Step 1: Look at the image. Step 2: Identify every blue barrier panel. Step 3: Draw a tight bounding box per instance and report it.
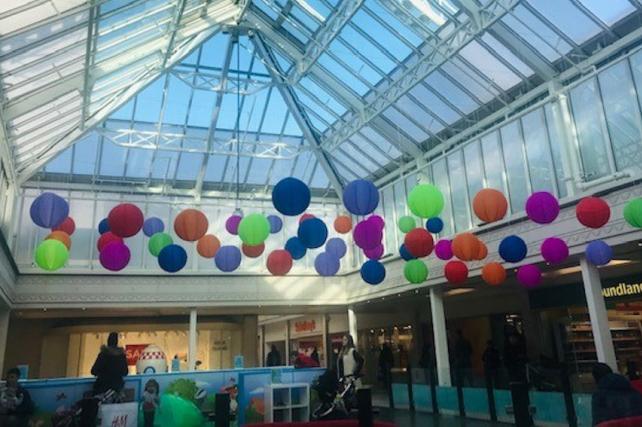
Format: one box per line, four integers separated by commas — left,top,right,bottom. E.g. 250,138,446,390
493,389,515,424
412,384,432,412
436,386,458,415
530,391,567,424
391,383,409,408
462,387,490,420
574,393,592,426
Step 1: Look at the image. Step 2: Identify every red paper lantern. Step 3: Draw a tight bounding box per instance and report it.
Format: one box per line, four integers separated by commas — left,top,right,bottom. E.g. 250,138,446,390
97,231,124,252
196,234,220,258
267,249,293,276
108,203,144,237
242,243,265,258
299,213,315,223
576,196,610,229
334,215,352,234
52,217,75,236
445,260,468,285
46,230,71,250
174,209,208,241
482,262,506,286
404,228,434,258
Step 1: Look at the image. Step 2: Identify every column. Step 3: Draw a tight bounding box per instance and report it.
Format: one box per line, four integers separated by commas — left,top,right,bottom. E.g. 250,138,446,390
548,86,580,196
0,308,9,375
241,315,258,367
580,257,617,369
348,306,358,347
322,314,328,367
285,320,291,366
188,309,197,371
430,288,451,386
260,325,266,367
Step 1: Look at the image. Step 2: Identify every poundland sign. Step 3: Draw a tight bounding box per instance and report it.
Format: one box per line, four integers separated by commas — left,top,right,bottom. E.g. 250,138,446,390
602,282,642,298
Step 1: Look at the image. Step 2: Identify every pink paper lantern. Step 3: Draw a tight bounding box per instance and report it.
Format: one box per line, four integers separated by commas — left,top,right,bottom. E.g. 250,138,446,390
525,192,559,224
353,219,383,250
363,244,384,260
517,264,541,289
99,242,131,272
540,237,568,264
434,239,453,261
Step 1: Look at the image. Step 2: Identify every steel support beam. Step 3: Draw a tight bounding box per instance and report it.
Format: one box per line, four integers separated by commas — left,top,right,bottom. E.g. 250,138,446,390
80,0,98,130
252,33,344,197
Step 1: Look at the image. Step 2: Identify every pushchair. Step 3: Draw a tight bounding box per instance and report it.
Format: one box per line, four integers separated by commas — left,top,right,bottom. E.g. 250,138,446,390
311,370,361,421
51,389,119,427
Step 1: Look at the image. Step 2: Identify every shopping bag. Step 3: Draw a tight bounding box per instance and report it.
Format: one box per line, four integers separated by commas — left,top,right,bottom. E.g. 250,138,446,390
99,401,138,427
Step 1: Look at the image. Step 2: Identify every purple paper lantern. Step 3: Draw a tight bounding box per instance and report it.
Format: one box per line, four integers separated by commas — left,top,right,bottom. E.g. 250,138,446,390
99,242,131,272
540,237,568,264
517,264,541,289
314,252,340,276
363,244,384,260
215,245,242,272
525,191,560,224
585,240,613,266
326,238,347,259
434,239,453,261
353,219,383,250
368,215,385,231
30,192,69,228
267,215,283,234
143,217,165,237
225,215,242,235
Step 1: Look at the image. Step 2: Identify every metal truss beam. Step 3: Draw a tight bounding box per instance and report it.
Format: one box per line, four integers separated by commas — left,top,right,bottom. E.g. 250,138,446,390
170,69,272,94
369,116,423,158
320,0,518,152
252,33,344,197
80,0,99,130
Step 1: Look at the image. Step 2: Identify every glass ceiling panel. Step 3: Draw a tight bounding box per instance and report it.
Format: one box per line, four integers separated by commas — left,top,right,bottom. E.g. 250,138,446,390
579,0,636,26
526,0,600,45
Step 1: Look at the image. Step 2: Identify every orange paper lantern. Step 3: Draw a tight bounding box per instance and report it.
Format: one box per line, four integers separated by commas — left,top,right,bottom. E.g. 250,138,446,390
174,209,208,241
196,234,220,258
482,262,506,286
473,189,508,223
334,215,352,234
451,233,480,261
476,241,488,261
242,243,265,258
46,230,71,250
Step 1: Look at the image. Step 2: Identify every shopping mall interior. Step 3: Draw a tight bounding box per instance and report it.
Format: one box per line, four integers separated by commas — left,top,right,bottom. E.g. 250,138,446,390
2,1,642,426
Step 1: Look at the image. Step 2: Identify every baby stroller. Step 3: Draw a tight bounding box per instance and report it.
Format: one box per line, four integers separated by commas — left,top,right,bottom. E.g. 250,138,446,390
311,370,361,420
52,389,118,427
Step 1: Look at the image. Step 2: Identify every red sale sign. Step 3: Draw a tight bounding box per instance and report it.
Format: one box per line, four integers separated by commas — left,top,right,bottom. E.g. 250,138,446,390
125,344,149,366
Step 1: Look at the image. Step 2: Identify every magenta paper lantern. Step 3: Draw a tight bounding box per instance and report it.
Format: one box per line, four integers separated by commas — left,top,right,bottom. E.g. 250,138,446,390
353,219,383,250
540,237,569,264
525,191,559,224
99,242,131,272
368,215,385,230
363,244,384,260
435,239,453,261
517,264,541,289
225,215,242,235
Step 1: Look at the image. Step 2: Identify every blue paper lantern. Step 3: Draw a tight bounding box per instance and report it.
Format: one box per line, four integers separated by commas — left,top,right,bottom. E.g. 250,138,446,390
360,260,386,285
30,192,69,228
499,235,527,263
426,217,444,234
215,245,242,272
297,217,328,249
326,238,347,259
143,217,165,237
285,237,307,260
315,252,340,276
267,215,283,234
158,244,187,273
399,244,416,261
272,177,311,216
98,218,110,234
343,179,379,216
585,240,613,266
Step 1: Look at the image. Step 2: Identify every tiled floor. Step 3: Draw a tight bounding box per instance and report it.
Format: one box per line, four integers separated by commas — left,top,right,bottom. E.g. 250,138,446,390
375,408,512,426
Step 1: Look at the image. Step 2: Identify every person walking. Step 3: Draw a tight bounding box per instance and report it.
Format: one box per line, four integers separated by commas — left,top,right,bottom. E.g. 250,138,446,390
266,344,282,367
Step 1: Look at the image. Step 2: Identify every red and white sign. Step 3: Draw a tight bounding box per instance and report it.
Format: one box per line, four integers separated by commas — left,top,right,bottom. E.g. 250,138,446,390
294,320,316,333
125,344,149,366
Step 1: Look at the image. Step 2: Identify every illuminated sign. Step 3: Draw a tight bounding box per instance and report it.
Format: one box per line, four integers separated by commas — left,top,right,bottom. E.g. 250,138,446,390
602,282,642,298
294,320,317,333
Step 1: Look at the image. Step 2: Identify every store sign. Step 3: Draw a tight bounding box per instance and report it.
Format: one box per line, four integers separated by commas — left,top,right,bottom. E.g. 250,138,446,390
212,339,228,351
602,282,642,298
294,320,317,333
125,344,149,366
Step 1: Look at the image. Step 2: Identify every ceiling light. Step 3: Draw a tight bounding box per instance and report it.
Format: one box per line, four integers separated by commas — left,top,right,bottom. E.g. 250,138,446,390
445,288,474,297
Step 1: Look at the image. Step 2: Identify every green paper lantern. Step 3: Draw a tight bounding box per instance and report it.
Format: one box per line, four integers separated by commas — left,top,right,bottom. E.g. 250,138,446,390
404,259,428,284
35,239,68,271
158,393,204,427
149,232,173,257
398,215,416,233
624,198,642,228
238,213,270,246
408,184,444,219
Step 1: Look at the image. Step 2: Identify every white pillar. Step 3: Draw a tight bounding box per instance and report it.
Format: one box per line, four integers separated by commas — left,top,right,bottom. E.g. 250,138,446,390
0,308,9,375
580,257,617,370
322,313,328,367
188,309,197,371
348,306,358,347
430,288,451,386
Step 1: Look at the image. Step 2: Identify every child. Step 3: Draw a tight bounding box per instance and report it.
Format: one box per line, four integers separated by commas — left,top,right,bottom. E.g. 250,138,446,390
142,379,159,427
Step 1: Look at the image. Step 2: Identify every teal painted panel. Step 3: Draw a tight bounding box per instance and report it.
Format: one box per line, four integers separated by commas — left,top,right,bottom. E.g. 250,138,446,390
436,386,458,413
574,393,592,426
462,387,490,418
412,384,433,412
493,389,515,423
392,383,409,408
530,391,566,423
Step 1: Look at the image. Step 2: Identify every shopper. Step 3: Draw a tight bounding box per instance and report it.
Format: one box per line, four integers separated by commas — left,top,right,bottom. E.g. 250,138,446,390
290,351,320,368
504,328,528,382
453,330,473,386
266,344,282,367
91,332,128,395
378,343,394,386
0,367,33,427
311,346,320,366
482,340,501,387
337,334,364,383
591,363,642,425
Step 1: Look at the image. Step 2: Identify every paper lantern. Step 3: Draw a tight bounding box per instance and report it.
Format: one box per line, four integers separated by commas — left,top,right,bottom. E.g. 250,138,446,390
445,260,468,285
98,218,110,234
148,232,173,257
267,249,293,275
267,215,283,233
576,196,610,229
108,203,144,237
196,234,220,258
46,230,71,250
451,233,480,262
343,179,379,215
540,237,568,264
517,264,541,289
326,238,347,259
158,244,187,273
30,192,69,228
299,213,315,223
404,228,434,258
215,246,242,272
100,242,131,272
585,240,613,266
285,237,307,260
97,231,123,253
34,239,68,271
225,214,242,235
473,189,507,223
408,184,444,219
238,213,270,246
242,243,265,258
315,252,340,276
482,263,506,286
272,177,311,216
398,216,416,233
360,260,386,285
399,244,415,261
434,239,453,261
476,241,488,261
526,192,559,224
499,235,527,263
298,217,328,249
158,394,203,427
174,209,208,242
368,215,385,230
426,217,444,234
623,198,642,228
363,244,384,260
353,219,383,250
143,217,164,237
52,217,75,236
334,215,352,234
404,260,428,284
